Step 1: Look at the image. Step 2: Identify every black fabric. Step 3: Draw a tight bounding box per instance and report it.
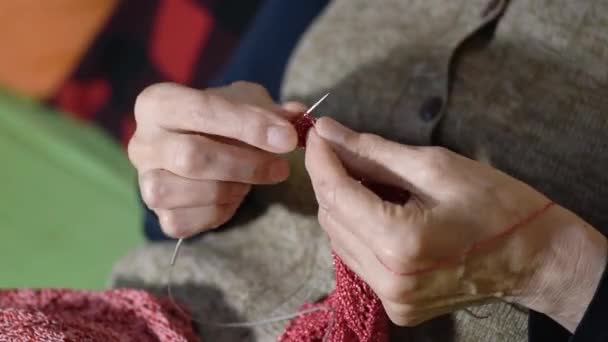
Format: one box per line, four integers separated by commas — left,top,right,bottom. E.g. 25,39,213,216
570,258,608,342
528,311,571,341
528,248,608,342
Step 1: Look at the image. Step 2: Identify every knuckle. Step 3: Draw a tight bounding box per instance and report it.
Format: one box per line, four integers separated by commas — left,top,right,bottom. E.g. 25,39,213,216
172,147,197,176
415,146,452,183
378,249,408,276
353,133,382,158
239,114,265,144
189,90,219,123
479,182,503,203
230,80,254,89
358,132,382,145
319,182,340,212
172,139,211,176
135,83,174,121
195,88,215,109
221,152,259,182
376,237,425,274
377,244,403,265
423,146,451,169
231,81,268,96
140,172,167,209
376,277,407,304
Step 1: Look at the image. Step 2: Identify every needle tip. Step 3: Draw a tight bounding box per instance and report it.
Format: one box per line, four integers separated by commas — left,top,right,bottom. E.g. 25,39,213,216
305,92,331,114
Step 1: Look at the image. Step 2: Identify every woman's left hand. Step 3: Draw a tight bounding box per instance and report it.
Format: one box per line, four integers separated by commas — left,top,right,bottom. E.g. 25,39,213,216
305,117,607,331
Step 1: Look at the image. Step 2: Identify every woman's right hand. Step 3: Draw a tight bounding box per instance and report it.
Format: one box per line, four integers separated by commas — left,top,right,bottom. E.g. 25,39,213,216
128,81,299,238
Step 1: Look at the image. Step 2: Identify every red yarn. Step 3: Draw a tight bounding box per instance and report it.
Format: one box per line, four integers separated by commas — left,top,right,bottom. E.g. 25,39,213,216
292,112,317,148
282,114,396,341
0,116,551,342
280,203,555,342
0,288,198,342
292,113,411,205
284,114,553,341
279,254,389,342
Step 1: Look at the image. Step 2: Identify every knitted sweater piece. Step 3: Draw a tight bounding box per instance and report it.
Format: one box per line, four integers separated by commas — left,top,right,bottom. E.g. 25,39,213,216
0,288,198,342
280,254,389,342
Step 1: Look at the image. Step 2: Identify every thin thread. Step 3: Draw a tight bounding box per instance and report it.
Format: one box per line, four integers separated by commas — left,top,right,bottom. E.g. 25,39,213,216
167,238,336,341
167,202,554,334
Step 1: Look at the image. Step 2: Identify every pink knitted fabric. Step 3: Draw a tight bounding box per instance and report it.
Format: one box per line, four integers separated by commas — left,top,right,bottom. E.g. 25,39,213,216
0,115,401,342
0,288,198,342
281,113,402,341
280,254,390,342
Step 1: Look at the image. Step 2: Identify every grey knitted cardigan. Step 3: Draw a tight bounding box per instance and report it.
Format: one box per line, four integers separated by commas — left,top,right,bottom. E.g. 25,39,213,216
110,0,608,340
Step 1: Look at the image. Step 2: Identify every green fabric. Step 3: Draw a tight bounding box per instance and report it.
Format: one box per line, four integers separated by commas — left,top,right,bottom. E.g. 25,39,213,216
0,90,142,289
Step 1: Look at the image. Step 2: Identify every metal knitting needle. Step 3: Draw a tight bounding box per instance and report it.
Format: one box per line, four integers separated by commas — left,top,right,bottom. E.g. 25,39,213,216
170,93,330,266
170,238,183,266
167,92,337,337
172,94,330,264
306,92,330,114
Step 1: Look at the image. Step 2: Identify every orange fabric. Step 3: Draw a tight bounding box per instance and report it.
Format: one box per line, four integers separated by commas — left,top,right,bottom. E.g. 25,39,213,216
0,0,118,99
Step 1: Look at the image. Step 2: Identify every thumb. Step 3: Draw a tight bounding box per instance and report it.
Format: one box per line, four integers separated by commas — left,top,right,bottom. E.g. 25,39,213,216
314,117,435,191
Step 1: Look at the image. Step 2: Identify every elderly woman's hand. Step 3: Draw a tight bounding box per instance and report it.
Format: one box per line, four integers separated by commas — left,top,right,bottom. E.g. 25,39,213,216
305,117,607,332
129,82,299,238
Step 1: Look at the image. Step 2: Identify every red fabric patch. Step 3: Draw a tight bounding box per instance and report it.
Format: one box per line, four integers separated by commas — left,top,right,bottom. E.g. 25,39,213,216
55,79,111,121
121,116,136,147
151,0,213,83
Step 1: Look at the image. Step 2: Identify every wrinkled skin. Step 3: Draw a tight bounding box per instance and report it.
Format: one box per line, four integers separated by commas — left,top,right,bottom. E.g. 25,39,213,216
305,118,607,332
129,82,607,332
129,81,301,238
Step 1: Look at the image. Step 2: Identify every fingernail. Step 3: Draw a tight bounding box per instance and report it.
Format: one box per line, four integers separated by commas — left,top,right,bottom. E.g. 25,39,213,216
315,118,349,143
269,160,289,181
267,125,295,149
281,101,308,113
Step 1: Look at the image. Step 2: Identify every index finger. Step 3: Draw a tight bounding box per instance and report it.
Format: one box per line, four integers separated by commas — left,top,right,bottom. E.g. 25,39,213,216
135,83,297,153
314,117,441,191
305,130,397,245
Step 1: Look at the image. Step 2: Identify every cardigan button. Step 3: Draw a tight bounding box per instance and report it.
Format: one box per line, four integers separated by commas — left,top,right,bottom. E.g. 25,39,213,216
418,96,443,122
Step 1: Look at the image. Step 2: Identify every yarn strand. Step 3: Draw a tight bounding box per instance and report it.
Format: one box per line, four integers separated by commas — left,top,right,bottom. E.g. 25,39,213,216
167,238,336,341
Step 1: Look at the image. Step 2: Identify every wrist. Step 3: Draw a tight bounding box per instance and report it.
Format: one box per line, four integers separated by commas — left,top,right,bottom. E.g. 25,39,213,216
514,205,607,332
